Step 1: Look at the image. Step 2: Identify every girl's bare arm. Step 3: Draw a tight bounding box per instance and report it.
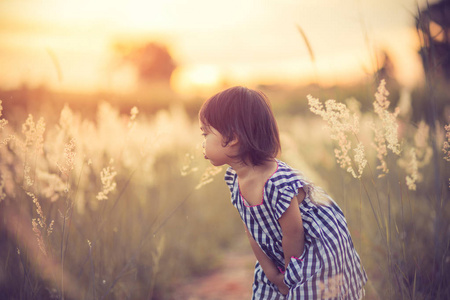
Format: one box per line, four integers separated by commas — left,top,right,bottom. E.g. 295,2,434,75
244,224,289,294
278,189,305,270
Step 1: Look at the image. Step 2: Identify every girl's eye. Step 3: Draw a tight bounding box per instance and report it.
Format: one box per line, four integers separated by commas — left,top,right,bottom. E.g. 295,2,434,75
201,133,207,137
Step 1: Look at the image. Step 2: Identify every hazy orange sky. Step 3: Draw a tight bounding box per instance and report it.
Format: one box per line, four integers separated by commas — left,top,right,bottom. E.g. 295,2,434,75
0,0,432,94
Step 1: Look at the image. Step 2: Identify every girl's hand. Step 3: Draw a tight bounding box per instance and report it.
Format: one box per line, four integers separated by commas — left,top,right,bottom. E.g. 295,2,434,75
273,273,289,296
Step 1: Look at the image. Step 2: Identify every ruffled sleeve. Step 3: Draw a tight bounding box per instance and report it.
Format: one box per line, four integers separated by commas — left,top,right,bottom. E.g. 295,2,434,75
224,167,236,194
273,172,304,220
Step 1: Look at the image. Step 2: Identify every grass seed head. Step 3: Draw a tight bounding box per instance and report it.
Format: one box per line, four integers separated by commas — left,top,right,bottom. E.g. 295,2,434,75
443,124,450,162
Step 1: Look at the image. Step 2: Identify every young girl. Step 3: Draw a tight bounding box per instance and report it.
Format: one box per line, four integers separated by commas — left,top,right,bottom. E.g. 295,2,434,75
199,86,367,299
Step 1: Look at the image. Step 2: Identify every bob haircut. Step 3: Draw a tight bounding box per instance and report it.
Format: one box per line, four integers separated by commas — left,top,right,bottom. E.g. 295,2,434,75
199,86,281,166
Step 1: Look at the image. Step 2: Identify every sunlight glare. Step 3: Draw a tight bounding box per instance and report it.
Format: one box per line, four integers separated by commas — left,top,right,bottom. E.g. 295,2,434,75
0,0,431,93
171,65,221,95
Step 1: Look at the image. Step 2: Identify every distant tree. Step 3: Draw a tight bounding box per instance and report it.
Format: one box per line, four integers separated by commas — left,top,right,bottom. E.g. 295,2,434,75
416,0,450,81
115,42,177,85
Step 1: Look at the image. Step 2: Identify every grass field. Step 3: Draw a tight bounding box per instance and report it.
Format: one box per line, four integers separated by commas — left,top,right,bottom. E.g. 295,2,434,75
0,79,449,299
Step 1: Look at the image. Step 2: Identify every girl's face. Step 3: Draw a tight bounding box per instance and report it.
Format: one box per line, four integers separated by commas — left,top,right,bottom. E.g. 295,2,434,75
199,122,236,166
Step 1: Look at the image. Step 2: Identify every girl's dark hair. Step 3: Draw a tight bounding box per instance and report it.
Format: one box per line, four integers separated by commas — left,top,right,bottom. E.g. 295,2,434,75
199,86,281,166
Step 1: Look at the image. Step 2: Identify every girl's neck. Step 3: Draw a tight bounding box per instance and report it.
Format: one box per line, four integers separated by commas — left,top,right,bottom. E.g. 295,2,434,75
230,159,278,180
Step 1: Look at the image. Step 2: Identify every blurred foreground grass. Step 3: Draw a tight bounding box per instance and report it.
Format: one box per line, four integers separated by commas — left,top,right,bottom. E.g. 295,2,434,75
0,100,242,299
0,80,449,299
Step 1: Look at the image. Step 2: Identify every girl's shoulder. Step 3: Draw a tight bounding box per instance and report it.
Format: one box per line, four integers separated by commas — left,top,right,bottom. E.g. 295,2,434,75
270,160,330,205
269,160,302,185
264,160,305,198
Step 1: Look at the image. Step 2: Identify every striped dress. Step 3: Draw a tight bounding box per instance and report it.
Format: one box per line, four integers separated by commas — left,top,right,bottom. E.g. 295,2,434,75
224,160,367,299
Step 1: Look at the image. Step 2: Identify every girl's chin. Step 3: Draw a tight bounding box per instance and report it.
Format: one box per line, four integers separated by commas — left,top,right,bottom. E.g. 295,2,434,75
206,158,223,167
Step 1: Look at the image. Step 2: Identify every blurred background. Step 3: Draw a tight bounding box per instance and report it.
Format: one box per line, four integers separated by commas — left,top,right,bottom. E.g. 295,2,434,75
1,0,449,299
0,0,431,93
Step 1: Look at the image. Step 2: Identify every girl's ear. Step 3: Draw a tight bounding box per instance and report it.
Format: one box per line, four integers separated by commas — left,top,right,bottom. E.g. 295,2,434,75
228,135,239,147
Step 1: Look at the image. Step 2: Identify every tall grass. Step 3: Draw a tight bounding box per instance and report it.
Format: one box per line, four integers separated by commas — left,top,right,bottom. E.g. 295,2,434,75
281,79,449,299
0,77,448,299
0,101,241,299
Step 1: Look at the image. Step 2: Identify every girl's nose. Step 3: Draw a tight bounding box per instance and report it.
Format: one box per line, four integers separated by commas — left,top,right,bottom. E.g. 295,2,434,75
202,141,205,148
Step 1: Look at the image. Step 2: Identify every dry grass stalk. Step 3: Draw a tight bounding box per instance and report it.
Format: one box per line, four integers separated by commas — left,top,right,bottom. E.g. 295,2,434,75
57,138,76,177
195,166,223,190
27,192,54,256
96,159,117,200
444,124,450,162
372,79,401,177
307,95,367,178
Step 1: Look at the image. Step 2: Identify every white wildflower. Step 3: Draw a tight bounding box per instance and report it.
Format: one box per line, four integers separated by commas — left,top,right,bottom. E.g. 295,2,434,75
57,138,77,177
405,148,419,191
180,153,198,176
21,114,45,154
308,95,366,178
398,121,432,190
0,100,8,130
96,161,117,200
354,142,367,179
373,79,401,155
27,192,53,256
128,106,139,129
371,80,401,177
443,124,450,162
195,166,222,190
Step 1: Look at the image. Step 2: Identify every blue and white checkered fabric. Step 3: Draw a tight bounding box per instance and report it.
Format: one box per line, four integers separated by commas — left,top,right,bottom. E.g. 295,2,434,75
225,160,367,299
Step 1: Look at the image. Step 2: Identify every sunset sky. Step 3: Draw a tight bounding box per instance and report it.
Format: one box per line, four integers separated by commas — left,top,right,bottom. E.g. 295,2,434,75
0,0,432,94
